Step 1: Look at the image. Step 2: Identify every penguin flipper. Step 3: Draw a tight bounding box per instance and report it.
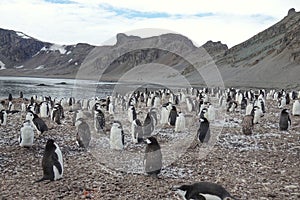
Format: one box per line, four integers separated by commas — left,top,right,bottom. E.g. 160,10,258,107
52,153,62,174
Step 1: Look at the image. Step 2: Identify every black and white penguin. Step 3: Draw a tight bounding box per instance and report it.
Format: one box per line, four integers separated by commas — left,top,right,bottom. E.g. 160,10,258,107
292,100,300,116
51,105,62,125
143,112,155,138
173,182,234,200
131,119,143,144
160,102,172,125
279,109,291,131
109,121,124,150
175,112,185,132
253,106,264,124
169,106,178,126
19,120,34,147
40,101,50,118
128,105,137,123
198,117,210,143
26,111,48,134
186,97,194,112
0,110,7,126
36,139,63,182
75,118,91,148
94,108,105,133
144,136,162,178
8,93,13,101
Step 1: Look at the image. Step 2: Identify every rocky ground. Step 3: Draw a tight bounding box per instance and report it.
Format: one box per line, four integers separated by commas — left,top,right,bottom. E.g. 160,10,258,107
0,97,299,200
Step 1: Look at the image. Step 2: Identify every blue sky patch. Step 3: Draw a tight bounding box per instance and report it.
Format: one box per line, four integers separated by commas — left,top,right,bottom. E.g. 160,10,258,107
100,4,214,19
44,0,74,4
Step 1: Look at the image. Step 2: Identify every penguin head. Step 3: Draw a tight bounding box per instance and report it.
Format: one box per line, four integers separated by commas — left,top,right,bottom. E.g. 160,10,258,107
26,111,34,120
112,121,122,129
45,139,56,151
281,109,289,114
145,136,159,146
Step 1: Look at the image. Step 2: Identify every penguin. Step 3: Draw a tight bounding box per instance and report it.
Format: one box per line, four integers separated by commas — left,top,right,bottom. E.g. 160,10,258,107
94,109,105,133
75,118,91,148
207,104,216,122
36,139,63,182
292,100,300,116
186,97,194,112
131,119,143,144
26,111,48,134
40,102,50,118
169,106,178,126
19,120,34,147
109,121,124,150
21,102,27,112
198,117,210,143
144,136,162,178
108,101,114,115
143,112,154,138
128,105,137,123
241,106,259,135
279,109,291,131
8,93,13,101
0,110,7,126
175,112,185,132
8,101,14,111
173,182,234,200
19,91,23,98
278,97,286,108
253,106,264,124
161,102,172,125
51,106,61,125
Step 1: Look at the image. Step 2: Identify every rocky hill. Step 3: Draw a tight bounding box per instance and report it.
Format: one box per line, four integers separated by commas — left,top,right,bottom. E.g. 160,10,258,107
0,8,299,89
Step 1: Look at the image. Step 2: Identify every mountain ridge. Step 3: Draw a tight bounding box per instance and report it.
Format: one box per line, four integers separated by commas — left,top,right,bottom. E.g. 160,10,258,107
0,8,299,89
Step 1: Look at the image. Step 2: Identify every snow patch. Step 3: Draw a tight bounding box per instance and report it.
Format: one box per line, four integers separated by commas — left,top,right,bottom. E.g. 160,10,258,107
0,61,6,70
40,44,67,54
16,32,31,39
35,65,45,70
15,65,24,69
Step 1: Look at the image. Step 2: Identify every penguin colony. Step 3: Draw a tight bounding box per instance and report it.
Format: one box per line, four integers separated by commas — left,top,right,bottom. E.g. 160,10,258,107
1,87,299,199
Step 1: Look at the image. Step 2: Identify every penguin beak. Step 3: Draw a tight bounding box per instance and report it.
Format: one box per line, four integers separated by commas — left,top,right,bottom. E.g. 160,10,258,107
171,186,180,191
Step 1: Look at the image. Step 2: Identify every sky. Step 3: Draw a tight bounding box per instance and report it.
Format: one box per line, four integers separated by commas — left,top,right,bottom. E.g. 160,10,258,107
0,0,299,48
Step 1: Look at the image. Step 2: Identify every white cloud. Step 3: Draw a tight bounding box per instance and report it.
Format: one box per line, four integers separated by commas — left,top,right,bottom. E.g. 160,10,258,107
0,0,299,47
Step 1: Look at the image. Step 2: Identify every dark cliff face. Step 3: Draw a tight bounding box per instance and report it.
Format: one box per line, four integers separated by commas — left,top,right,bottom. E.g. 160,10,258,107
0,28,49,66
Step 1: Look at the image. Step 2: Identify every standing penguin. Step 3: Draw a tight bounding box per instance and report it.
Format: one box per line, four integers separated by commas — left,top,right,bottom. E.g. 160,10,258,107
131,119,143,144
94,109,105,133
160,102,172,125
144,136,162,178
0,110,7,126
75,118,91,148
198,117,210,143
168,106,178,126
40,102,50,118
253,106,264,124
279,109,291,131
19,120,34,147
241,106,260,135
207,104,216,122
143,112,154,138
292,100,300,116
109,121,124,150
128,105,137,123
36,139,63,182
175,112,185,132
173,182,234,200
51,106,62,125
26,111,48,134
